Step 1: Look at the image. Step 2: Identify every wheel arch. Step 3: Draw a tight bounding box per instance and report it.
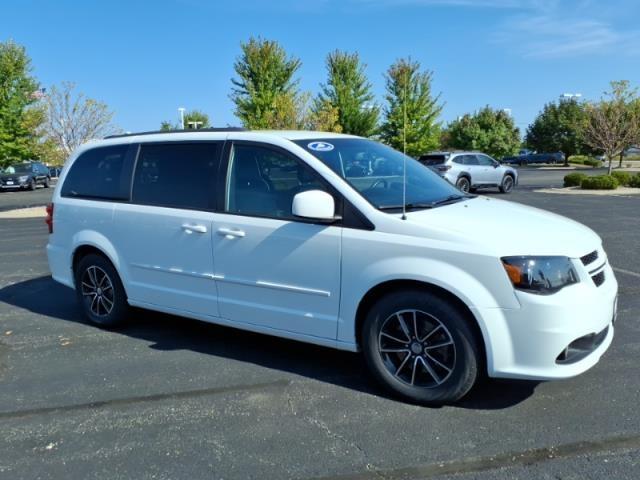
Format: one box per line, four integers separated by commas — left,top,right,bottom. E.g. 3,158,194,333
354,279,487,374
70,231,127,294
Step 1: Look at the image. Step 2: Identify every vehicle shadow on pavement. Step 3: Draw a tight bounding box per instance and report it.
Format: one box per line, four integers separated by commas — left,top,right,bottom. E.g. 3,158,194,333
0,275,539,410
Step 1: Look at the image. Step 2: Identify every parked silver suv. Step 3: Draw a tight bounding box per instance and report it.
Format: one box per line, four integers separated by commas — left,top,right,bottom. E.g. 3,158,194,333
418,151,518,194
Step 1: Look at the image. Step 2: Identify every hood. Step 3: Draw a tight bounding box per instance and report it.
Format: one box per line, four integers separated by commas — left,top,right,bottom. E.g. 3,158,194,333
404,196,600,258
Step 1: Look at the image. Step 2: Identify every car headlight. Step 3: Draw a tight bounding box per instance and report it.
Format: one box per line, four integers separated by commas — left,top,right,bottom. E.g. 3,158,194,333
18,176,29,182
501,256,579,295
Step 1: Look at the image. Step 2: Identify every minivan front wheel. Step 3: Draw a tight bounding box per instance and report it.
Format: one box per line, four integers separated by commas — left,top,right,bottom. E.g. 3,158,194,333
362,290,480,405
75,254,129,327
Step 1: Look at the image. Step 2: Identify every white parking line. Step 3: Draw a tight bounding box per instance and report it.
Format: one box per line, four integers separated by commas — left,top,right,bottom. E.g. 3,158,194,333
613,267,640,279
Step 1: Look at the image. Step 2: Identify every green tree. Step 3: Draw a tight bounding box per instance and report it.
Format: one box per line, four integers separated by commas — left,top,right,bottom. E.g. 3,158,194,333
160,120,175,131
585,80,640,174
0,40,42,167
380,57,443,157
314,50,378,136
307,98,342,133
231,37,305,129
526,98,589,166
184,109,211,129
444,107,520,159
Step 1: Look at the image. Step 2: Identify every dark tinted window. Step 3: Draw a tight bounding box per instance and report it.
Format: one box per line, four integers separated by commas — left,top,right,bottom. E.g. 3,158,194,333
61,145,131,199
419,154,447,165
226,144,330,219
132,142,220,210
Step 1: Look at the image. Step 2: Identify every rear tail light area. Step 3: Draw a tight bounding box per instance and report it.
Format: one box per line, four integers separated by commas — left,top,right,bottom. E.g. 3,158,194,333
45,203,54,234
436,165,452,172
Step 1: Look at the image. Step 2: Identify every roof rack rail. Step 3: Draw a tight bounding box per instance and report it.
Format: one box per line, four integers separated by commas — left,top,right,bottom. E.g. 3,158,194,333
104,127,247,139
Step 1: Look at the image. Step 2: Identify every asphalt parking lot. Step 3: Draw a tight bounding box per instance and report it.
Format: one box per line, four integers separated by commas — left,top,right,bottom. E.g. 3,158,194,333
1,169,639,479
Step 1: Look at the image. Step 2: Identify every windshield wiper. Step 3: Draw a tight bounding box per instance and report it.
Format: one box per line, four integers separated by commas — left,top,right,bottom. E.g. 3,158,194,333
378,203,435,212
431,194,471,207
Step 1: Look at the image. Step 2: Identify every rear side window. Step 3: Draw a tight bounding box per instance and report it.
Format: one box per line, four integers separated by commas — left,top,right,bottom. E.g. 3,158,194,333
61,145,131,200
419,155,447,165
132,142,221,210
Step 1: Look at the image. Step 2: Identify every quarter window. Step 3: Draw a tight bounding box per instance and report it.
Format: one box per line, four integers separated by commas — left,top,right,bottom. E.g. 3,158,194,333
226,144,330,219
61,145,131,200
132,142,221,210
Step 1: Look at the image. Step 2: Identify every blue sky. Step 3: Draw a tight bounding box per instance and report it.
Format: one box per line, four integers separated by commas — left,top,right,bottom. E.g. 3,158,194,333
3,0,639,134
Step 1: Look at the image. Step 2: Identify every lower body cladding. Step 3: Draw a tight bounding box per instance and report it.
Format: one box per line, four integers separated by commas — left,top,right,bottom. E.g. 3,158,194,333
473,263,617,380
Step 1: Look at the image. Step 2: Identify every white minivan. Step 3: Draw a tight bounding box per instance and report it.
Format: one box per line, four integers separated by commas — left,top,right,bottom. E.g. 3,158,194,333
46,129,617,404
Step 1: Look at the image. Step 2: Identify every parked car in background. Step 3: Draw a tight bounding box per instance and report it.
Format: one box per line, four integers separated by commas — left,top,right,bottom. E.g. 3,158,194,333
49,166,62,178
0,161,51,190
418,151,518,193
502,150,565,166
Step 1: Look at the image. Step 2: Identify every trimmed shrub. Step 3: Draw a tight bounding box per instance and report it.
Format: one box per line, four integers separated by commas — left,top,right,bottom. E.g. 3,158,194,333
569,155,587,164
611,171,633,186
564,172,588,187
581,175,619,190
584,159,603,168
629,173,640,188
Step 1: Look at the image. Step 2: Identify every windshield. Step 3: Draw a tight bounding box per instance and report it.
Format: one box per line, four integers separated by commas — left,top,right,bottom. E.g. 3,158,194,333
294,138,466,211
5,164,32,174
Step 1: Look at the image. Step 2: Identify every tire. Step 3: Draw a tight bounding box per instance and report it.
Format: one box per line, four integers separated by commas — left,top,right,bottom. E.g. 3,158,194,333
519,160,527,167
44,177,50,188
456,176,471,193
74,253,129,328
362,289,480,405
28,179,36,191
499,174,515,194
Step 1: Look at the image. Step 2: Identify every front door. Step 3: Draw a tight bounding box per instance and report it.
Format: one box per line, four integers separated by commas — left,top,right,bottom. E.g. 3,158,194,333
212,142,341,339
113,141,222,317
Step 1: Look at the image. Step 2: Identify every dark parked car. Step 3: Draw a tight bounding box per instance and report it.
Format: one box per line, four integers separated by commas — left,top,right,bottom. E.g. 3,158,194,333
48,166,62,178
502,150,565,166
0,161,51,191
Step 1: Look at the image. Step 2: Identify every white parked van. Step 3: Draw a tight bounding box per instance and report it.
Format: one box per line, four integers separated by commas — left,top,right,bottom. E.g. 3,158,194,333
46,129,617,404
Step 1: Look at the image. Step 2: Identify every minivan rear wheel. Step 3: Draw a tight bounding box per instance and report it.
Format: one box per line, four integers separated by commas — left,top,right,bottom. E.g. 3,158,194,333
362,290,480,405
75,254,129,328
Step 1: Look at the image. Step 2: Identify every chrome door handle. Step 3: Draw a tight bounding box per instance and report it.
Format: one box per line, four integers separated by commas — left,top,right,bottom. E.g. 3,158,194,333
217,227,246,238
181,223,207,234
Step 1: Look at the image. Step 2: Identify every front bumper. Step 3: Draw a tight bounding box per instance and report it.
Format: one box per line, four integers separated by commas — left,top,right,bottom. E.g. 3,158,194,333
474,261,617,380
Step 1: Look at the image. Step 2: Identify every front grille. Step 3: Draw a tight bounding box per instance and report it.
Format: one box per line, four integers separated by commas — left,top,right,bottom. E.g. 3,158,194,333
581,250,599,266
592,270,605,287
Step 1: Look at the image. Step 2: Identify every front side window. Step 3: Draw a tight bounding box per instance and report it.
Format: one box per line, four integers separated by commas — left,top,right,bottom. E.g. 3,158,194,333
226,144,330,219
61,145,131,199
476,154,495,166
132,142,221,210
294,138,465,211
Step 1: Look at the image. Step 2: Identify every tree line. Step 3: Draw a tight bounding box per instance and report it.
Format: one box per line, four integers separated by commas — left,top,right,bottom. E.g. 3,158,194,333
1,37,638,171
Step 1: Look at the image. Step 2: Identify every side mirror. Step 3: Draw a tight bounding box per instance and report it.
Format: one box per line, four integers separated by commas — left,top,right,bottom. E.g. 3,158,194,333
292,190,336,221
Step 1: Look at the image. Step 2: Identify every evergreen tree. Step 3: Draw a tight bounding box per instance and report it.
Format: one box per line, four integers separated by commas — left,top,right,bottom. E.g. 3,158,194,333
231,37,304,129
314,50,378,136
380,57,442,157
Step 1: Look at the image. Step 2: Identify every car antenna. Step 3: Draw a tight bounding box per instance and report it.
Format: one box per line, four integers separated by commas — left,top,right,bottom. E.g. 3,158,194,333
402,66,408,221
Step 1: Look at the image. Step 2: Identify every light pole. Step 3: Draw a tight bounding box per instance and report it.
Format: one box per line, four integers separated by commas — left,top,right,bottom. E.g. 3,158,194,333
178,107,186,129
